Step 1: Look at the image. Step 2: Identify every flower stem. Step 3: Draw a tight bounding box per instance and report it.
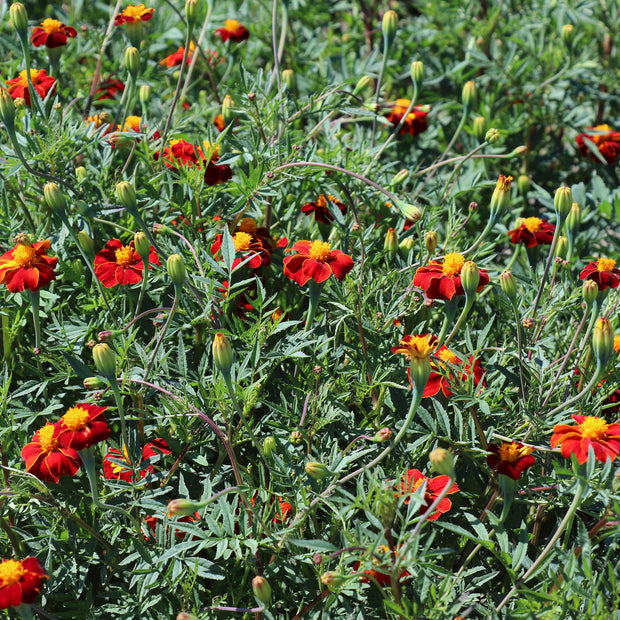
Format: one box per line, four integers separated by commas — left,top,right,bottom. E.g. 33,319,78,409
437,298,459,345
143,292,179,382
305,281,324,331
443,292,475,347
26,290,41,352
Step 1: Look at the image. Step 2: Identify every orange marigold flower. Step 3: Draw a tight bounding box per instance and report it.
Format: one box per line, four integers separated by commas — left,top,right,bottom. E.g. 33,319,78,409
392,334,438,361
115,4,155,25
273,497,293,523
486,441,535,480
21,423,81,483
283,240,354,286
0,239,58,293
386,99,429,136
104,438,171,482
214,113,226,132
0,557,47,610
576,124,620,165
353,545,411,586
301,194,347,225
6,69,56,106
413,252,490,301
579,258,620,291
550,414,620,464
160,41,195,68
396,468,459,521
423,345,485,398
507,217,555,247
31,18,77,48
215,18,250,42
94,238,160,288
56,403,111,451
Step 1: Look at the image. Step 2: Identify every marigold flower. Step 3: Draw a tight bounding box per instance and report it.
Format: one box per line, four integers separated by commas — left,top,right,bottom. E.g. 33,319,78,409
507,217,556,247
0,239,58,293
486,441,535,480
423,345,485,398
283,240,354,286
576,124,620,165
392,334,438,361
160,41,195,68
103,438,171,482
95,75,125,100
579,258,620,291
21,423,81,483
550,414,620,464
160,139,201,169
413,252,490,301
31,18,77,48
215,18,250,42
56,403,111,451
353,545,410,586
6,69,56,106
210,232,269,270
94,238,160,288
273,497,293,523
115,4,155,25
213,113,226,132
301,194,347,224
0,557,47,609
386,99,429,136
396,469,459,521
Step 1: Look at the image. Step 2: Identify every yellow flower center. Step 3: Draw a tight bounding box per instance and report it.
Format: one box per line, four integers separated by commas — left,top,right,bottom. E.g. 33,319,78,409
201,141,220,161
115,245,135,268
308,240,332,262
224,19,241,31
41,18,64,33
523,217,543,233
121,116,142,132
437,348,460,365
110,445,131,475
38,424,58,454
17,69,42,87
237,218,257,234
0,560,25,586
496,174,514,192
393,98,411,115
441,253,465,277
233,232,253,252
62,406,90,431
13,243,37,268
597,257,616,273
614,335,620,353
498,442,533,463
397,335,437,360
579,416,609,439
316,194,328,208
123,4,149,18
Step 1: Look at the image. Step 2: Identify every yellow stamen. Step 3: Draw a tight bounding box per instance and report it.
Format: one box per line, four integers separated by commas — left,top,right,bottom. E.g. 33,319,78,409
13,244,37,268
395,335,437,360
17,69,42,87
233,232,253,252
441,253,465,277
224,18,241,31
316,195,328,208
38,424,58,454
41,18,64,33
62,406,90,431
498,442,533,463
0,560,25,586
597,257,616,273
308,240,332,262
115,245,135,268
393,98,411,115
614,334,620,353
522,217,543,233
579,416,609,439
123,4,150,18
121,116,142,132
437,348,460,365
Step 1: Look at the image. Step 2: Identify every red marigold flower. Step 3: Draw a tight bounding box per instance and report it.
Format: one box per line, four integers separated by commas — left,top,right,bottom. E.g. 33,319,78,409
104,438,171,482
301,194,347,224
273,497,292,523
579,257,620,291
215,18,250,42
21,423,81,483
210,232,269,270
160,41,195,68
159,139,201,169
550,414,620,464
386,99,429,136
115,4,155,25
283,240,354,286
353,545,411,586
396,468,459,521
31,18,77,48
576,124,620,165
413,252,490,301
507,217,555,248
423,345,485,398
94,238,160,288
0,239,58,293
6,69,56,106
392,333,438,361
95,75,125,100
56,403,110,451
486,441,535,480
0,557,47,610
214,113,226,132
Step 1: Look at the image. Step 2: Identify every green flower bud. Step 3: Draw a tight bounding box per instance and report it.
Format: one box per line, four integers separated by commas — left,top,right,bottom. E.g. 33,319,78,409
509,145,528,157
460,260,480,295
429,447,455,477
282,69,296,91
382,10,398,50
554,185,572,220
517,174,530,195
166,253,186,286
212,332,233,375
75,166,87,182
593,318,614,368
305,461,330,480
353,75,373,97
473,115,486,142
398,237,414,257
555,235,568,259
396,200,422,223
185,0,198,26
566,202,581,233
167,498,199,517
93,342,116,378
252,576,271,605
485,128,500,143
263,436,277,457
373,427,392,442
375,487,397,528
499,270,517,299
582,279,598,306
321,571,346,590
391,168,409,187
139,84,151,105
561,24,575,47
410,60,424,88
0,89,16,129
134,231,150,261
83,376,107,390
78,230,95,258
462,80,476,108
424,231,438,254
43,182,66,214
124,46,141,79
289,430,303,446
222,94,235,126
116,181,136,211
9,2,28,37
384,227,398,257
489,174,513,216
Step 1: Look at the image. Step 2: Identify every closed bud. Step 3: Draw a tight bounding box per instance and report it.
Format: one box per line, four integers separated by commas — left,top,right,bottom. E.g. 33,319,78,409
116,181,136,211
9,2,28,36
289,430,303,446
134,231,150,260
410,60,424,87
98,330,115,342
384,227,398,257
124,46,140,79
177,614,199,620
185,0,198,26
222,94,235,126
561,24,575,47
99,111,113,123
78,230,95,257
83,376,107,390
485,128,500,143
321,571,346,590
499,270,517,299
473,115,486,141
167,253,186,286
429,447,455,477
489,174,513,216
373,427,393,443
93,342,116,378
566,202,581,233
398,236,415,257
212,332,233,375
517,174,530,195
382,10,398,50
582,279,598,306
263,436,276,457
282,69,296,91
353,75,373,97
460,261,480,295
43,182,66,214
593,318,614,368
252,576,271,605
139,84,151,104
375,488,397,527
75,166,87,182
391,168,409,187
509,145,527,157
424,231,438,254
305,461,330,480
462,80,476,108
555,235,568,259
396,200,422,223
167,498,199,517
554,185,572,220
0,89,16,129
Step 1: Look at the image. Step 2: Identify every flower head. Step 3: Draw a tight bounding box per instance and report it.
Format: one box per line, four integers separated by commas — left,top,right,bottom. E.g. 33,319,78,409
0,557,47,609
160,139,201,169
21,423,81,483
56,403,111,450
576,125,620,165
395,468,459,521
422,346,485,398
160,41,195,68
283,240,354,286
215,19,250,42
94,238,160,288
353,545,411,586
579,258,620,291
0,239,58,293
301,194,347,225
386,99,429,136
6,69,56,106
103,439,171,482
115,4,155,25
31,18,77,48
550,414,620,464
392,334,438,361
507,217,556,247
413,253,490,301
95,75,125,101
486,441,535,480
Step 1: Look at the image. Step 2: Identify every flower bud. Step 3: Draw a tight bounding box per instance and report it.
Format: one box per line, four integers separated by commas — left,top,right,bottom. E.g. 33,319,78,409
134,231,150,261
75,166,87,182
282,69,296,92
429,447,455,477
554,185,572,220
561,24,575,47
9,2,28,37
489,174,513,216
373,427,393,443
517,174,530,195
391,168,409,187
321,571,346,590
462,80,476,108
424,231,438,254
566,202,581,233
139,84,151,105
353,75,373,97
116,181,136,211
252,576,271,605
0,89,16,129
212,332,233,375
98,330,115,342
396,200,422,223
222,94,235,126
509,145,528,157
124,46,140,79
78,230,95,258
582,279,598,306
375,488,397,527
93,342,116,378
263,436,276,457
485,128,500,143
305,461,330,480
177,614,199,620
554,235,568,259
289,430,303,446
499,270,517,299
166,253,186,286
473,115,486,141
167,498,199,517
384,227,398,257
83,376,107,390
185,0,198,26
43,182,66,214
382,10,398,50
410,60,424,88
398,237,414,257
460,261,480,295
593,318,614,368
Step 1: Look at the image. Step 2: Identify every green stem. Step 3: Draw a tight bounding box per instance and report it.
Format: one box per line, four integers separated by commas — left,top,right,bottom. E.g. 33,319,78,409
443,292,475,347
437,298,459,344
512,300,527,402
370,40,390,149
462,214,497,256
305,281,324,331
504,243,521,271
106,379,131,469
143,293,178,382
26,290,41,352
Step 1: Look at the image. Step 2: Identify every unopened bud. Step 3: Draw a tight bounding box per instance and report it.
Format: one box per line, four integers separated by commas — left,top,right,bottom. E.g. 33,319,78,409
489,174,513,216
473,116,486,141
485,128,500,143
429,447,455,477
373,427,392,442
399,237,414,257
321,571,346,590
166,253,186,286
582,279,598,306
167,498,199,517
396,200,421,223
9,2,28,36
282,69,296,91
510,145,527,157
391,168,409,187
75,166,87,182
263,436,276,457
289,430,303,446
98,330,115,342
500,270,517,299
176,614,199,620
83,376,107,390
593,318,614,368
462,80,476,108
222,94,235,126
384,227,398,257
566,202,581,233
410,61,424,88
0,89,16,129
305,462,330,480
77,230,95,257
460,261,480,295
212,332,233,375
252,576,271,605
555,235,568,259
139,84,151,104
554,185,572,220
382,10,398,50
424,231,438,254
92,342,116,378
124,46,140,79
133,231,150,260
43,182,66,214
561,24,575,47
185,0,198,26
116,181,136,211
353,75,373,97
517,174,530,195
